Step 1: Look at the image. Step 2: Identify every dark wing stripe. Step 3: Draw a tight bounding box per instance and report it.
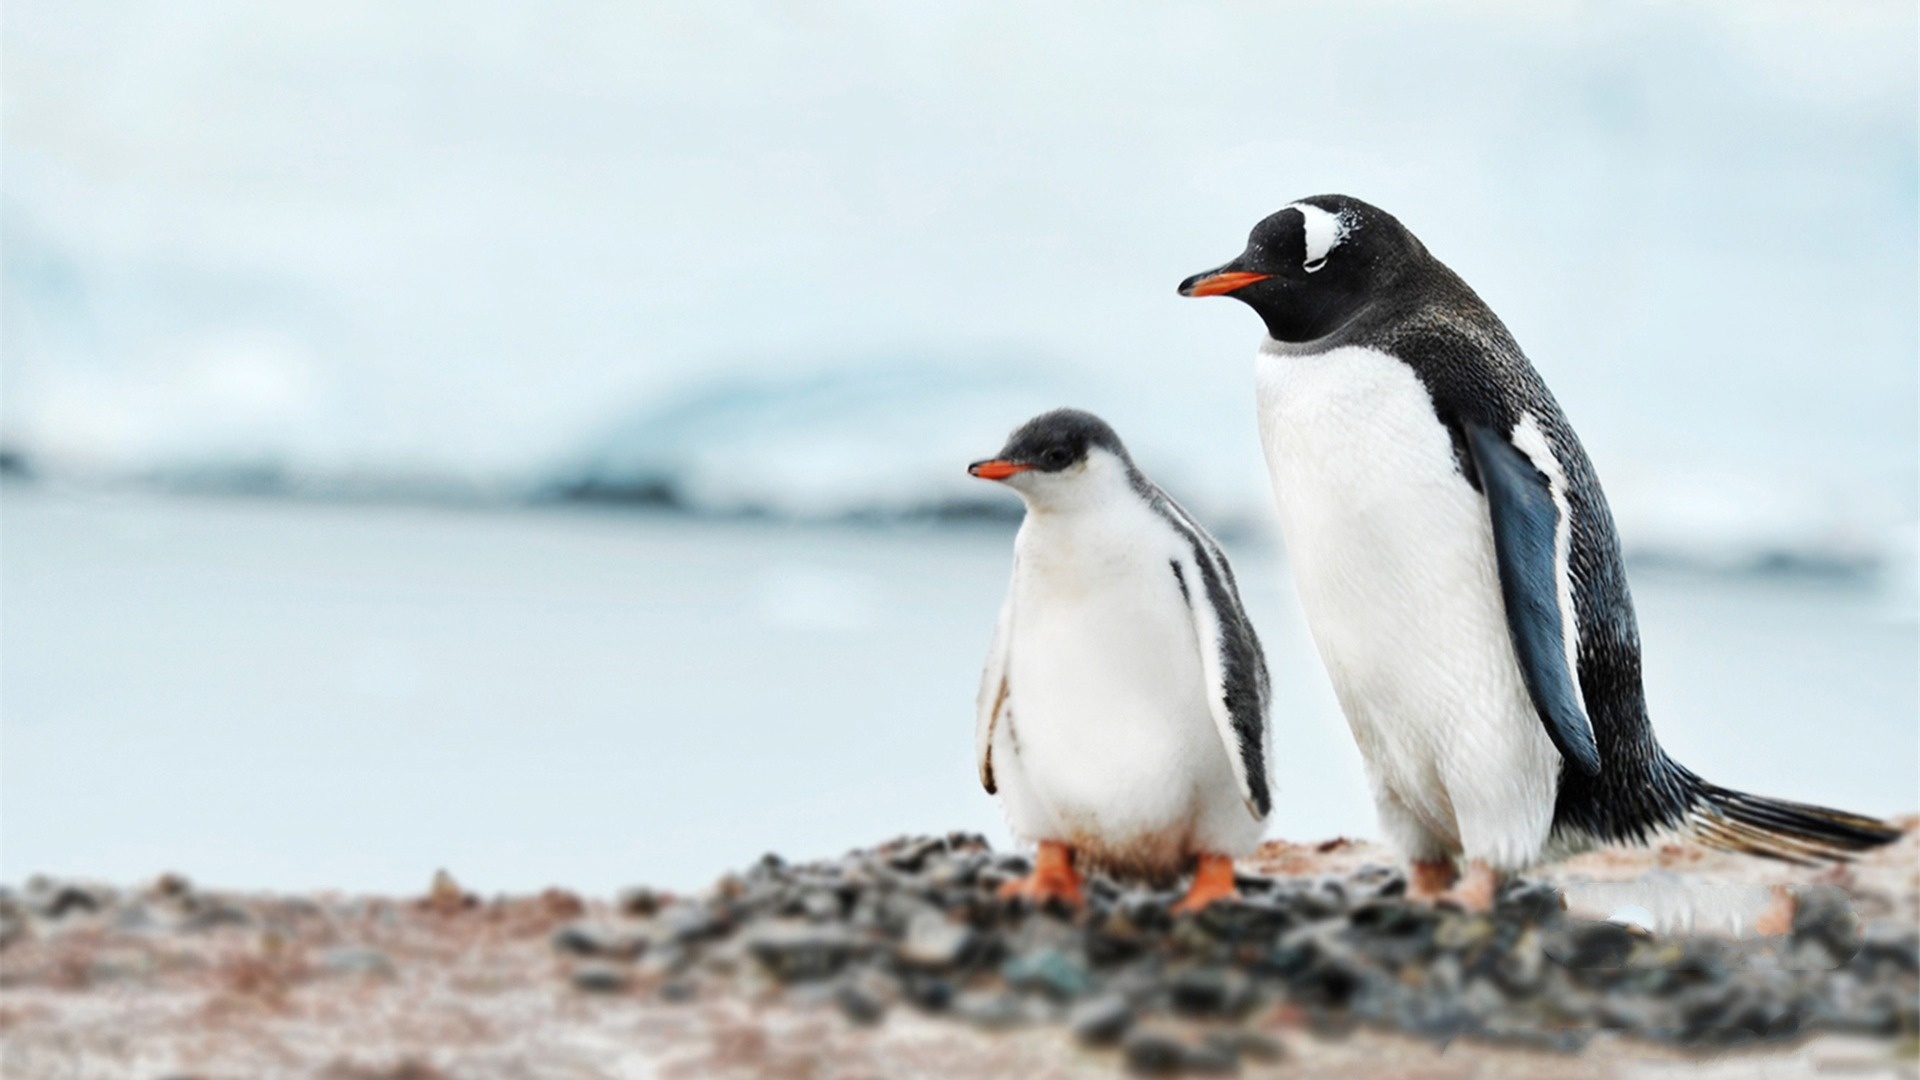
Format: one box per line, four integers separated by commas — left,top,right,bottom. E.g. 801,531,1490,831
1142,480,1272,817
1464,422,1601,776
1187,540,1272,817
980,674,1008,794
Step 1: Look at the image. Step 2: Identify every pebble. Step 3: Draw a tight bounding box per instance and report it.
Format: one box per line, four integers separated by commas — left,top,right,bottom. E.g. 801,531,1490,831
901,974,955,1012
1068,994,1134,1045
659,904,724,944
884,836,948,874
1548,919,1642,969
570,962,629,994
551,923,646,961
322,946,396,978
1002,948,1092,1000
1190,898,1292,943
799,890,842,922
1179,1035,1240,1074
617,887,662,918
745,920,860,982
1121,1030,1188,1076
836,982,886,1025
151,873,193,899
1858,925,1920,972
33,883,106,919
953,989,1027,1030
897,910,972,969
182,905,252,932
1218,1031,1284,1063
635,942,688,979
1169,968,1243,1017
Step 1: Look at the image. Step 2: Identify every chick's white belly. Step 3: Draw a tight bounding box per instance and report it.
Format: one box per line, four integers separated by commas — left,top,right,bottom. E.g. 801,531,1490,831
1256,344,1559,869
996,598,1257,876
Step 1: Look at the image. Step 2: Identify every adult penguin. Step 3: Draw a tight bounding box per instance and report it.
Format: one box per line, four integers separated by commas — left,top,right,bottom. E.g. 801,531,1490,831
1180,195,1899,908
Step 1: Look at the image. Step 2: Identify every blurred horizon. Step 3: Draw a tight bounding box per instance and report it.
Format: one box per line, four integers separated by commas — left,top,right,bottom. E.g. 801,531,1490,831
4,0,1917,576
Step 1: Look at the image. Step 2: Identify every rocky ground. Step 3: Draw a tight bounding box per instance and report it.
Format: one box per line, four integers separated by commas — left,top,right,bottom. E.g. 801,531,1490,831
2,824,1915,1079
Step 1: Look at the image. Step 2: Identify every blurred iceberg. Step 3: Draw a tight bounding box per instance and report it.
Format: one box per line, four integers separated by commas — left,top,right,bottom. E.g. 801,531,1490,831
531,362,1918,607
1605,469,1918,618
547,362,1069,522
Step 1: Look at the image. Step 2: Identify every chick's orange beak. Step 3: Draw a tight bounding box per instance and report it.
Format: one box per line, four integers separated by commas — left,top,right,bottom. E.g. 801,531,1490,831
968,460,1031,481
1178,269,1271,297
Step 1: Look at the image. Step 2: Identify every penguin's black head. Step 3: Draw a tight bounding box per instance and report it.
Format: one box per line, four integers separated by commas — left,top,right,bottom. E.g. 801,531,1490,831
967,408,1129,483
1178,194,1423,342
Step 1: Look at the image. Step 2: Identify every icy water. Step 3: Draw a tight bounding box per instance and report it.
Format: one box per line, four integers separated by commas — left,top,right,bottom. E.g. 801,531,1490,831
3,488,1914,895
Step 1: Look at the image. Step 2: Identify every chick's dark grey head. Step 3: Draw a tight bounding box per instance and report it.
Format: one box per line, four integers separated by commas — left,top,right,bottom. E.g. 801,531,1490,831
968,408,1130,481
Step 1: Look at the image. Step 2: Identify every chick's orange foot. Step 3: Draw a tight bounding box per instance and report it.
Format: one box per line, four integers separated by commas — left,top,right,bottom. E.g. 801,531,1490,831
1170,853,1240,914
997,840,1084,907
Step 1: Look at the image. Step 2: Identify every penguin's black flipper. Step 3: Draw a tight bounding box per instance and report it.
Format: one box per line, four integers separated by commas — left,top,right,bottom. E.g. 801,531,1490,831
1465,423,1602,776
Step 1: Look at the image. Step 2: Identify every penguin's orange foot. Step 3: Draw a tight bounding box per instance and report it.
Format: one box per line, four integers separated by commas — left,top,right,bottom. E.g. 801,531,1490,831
1170,853,1239,914
1407,858,1458,901
1437,860,1501,913
1754,886,1796,937
997,840,1083,907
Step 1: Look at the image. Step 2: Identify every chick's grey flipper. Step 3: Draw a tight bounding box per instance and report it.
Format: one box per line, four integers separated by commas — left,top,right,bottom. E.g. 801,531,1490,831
1160,505,1273,820
1465,421,1602,777
975,589,1014,794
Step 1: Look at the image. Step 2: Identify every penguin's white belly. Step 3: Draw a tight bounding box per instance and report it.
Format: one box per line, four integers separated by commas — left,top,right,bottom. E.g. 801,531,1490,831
996,538,1257,877
1254,343,1559,870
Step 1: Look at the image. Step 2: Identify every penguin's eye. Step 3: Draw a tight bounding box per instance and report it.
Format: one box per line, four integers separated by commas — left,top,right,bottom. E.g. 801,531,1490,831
1304,255,1328,273
1041,447,1073,470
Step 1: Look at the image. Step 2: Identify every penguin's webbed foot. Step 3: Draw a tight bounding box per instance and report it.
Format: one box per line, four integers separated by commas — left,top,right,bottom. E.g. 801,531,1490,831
1754,886,1796,937
1435,860,1501,913
1170,853,1239,914
998,840,1083,908
1406,858,1458,900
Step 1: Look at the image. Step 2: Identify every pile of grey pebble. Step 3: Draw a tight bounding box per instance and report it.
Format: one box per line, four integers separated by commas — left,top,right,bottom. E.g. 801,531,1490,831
555,833,1920,1074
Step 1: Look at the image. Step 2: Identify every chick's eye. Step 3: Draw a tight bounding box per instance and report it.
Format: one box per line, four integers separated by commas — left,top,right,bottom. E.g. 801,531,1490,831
1042,448,1071,469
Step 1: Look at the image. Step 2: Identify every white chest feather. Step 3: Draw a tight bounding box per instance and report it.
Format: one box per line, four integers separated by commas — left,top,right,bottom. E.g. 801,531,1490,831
993,501,1261,872
1253,342,1559,869
1007,504,1202,743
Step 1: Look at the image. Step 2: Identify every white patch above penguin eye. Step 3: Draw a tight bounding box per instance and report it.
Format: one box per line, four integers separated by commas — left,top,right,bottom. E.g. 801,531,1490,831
1288,202,1350,273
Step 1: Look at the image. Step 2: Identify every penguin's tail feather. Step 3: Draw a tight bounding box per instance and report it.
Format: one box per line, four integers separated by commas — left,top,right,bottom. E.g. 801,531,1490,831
1682,777,1903,865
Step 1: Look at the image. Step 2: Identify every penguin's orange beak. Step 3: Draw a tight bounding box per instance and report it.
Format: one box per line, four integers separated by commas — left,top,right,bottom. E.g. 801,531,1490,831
968,460,1031,481
1178,269,1270,297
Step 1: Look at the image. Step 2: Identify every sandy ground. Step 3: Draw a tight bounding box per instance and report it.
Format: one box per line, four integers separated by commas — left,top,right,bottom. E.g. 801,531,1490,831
2,825,1916,1080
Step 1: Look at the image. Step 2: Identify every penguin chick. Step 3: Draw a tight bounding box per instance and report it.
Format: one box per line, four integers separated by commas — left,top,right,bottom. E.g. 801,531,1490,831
970,409,1274,912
